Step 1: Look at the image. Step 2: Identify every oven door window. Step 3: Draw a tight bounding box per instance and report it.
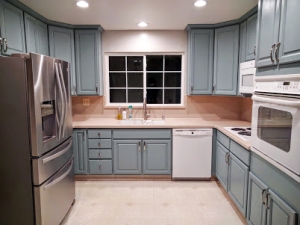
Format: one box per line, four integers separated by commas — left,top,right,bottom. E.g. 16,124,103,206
257,107,292,152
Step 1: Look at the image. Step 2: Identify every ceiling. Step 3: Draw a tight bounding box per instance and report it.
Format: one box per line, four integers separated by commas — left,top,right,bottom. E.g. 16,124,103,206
20,0,258,30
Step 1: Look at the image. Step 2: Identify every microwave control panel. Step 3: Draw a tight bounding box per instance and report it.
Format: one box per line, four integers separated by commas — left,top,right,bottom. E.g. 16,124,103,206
255,81,300,94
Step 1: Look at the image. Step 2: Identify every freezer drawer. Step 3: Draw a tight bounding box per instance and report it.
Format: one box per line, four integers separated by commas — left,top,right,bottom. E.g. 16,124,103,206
32,137,73,185
34,156,75,225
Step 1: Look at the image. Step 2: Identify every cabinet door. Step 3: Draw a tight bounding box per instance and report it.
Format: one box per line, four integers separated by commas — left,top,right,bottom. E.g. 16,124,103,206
143,140,171,175
246,13,258,61
239,20,247,64
228,154,249,217
73,129,88,174
214,25,239,96
278,0,300,65
24,13,48,55
113,140,141,174
247,172,268,225
48,26,76,96
75,30,100,96
215,141,229,190
188,29,214,95
255,0,281,68
266,190,297,225
0,1,26,55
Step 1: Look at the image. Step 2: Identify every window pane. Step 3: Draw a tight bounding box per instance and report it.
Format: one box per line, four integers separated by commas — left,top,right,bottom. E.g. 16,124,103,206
164,89,181,104
128,89,143,103
147,89,162,104
127,56,143,71
147,73,163,87
165,73,181,87
146,55,163,71
128,73,143,87
109,73,126,87
165,55,182,71
110,89,126,103
109,56,125,71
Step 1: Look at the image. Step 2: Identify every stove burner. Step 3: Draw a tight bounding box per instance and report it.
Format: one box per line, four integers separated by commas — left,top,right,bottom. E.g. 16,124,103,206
231,128,246,131
238,131,251,136
246,128,251,130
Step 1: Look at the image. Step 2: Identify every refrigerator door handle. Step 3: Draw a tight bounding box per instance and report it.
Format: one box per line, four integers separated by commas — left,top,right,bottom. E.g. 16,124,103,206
58,63,68,138
44,157,74,190
54,62,64,140
42,139,72,164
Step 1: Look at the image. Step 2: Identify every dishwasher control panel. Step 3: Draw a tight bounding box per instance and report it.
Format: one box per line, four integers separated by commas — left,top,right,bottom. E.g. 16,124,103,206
173,129,212,136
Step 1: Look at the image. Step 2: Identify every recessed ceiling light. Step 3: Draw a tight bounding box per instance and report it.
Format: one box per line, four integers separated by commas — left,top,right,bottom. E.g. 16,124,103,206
138,22,148,27
194,0,207,7
77,0,89,8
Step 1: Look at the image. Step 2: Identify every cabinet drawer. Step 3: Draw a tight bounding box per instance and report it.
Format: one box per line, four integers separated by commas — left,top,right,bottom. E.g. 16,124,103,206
89,160,112,174
88,139,111,149
88,129,111,139
89,149,112,159
217,131,230,149
230,141,250,166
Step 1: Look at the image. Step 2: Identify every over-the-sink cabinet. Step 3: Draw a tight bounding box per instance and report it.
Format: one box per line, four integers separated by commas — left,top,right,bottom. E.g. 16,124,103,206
73,129,88,174
0,0,26,55
214,25,239,95
256,0,300,68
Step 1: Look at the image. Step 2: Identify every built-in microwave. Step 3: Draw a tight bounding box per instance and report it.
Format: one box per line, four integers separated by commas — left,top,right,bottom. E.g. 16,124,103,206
239,60,255,95
251,75,300,183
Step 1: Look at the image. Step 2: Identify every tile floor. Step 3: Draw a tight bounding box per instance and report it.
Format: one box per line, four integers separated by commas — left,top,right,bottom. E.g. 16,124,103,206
61,181,245,225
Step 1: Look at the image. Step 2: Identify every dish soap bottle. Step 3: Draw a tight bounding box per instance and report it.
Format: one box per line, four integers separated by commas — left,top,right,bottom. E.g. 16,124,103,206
122,109,127,120
117,105,122,120
128,105,133,119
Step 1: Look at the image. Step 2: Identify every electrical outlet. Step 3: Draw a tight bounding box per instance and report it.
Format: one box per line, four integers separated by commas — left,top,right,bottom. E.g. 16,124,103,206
83,98,90,106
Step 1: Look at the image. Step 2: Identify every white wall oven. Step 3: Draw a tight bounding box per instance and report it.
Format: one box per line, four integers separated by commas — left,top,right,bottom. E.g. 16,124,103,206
251,75,300,182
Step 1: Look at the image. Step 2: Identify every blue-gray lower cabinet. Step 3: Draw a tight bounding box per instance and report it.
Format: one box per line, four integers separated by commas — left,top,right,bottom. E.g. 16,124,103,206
73,129,88,174
0,0,26,55
113,140,142,175
89,160,112,175
215,141,229,190
75,30,101,96
143,140,171,175
213,25,239,95
24,13,48,56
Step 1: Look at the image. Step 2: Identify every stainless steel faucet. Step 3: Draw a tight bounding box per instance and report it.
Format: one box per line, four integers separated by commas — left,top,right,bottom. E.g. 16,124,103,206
143,97,150,120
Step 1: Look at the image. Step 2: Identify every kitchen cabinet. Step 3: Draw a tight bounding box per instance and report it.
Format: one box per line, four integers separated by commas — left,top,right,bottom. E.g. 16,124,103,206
239,21,247,64
0,0,26,55
75,30,102,96
246,13,257,61
73,129,88,174
24,13,48,56
247,172,297,225
214,25,239,95
187,29,214,95
215,141,229,190
48,26,76,96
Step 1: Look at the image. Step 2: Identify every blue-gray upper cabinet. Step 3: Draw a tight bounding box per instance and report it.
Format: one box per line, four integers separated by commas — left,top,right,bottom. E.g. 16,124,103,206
215,141,229,190
0,0,26,55
214,25,239,96
187,29,214,95
75,30,102,96
73,129,88,174
277,0,300,65
113,140,142,175
239,21,247,64
24,13,48,56
143,140,171,175
48,26,76,96
246,13,257,61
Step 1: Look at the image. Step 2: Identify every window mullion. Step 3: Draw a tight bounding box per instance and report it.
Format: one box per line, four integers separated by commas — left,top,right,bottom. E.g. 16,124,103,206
125,56,128,103
143,55,146,99
163,55,165,104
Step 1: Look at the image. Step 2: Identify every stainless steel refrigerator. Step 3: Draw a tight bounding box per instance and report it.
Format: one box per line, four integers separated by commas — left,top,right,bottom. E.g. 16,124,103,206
0,53,75,225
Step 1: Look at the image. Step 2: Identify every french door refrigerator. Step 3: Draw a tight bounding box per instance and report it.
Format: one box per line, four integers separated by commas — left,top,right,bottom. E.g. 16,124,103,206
0,53,75,225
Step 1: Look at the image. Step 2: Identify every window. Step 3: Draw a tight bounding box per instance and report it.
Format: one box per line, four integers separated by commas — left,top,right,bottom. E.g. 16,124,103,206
108,55,182,105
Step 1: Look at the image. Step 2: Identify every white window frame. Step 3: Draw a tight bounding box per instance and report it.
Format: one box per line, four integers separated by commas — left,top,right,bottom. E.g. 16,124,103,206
104,52,185,108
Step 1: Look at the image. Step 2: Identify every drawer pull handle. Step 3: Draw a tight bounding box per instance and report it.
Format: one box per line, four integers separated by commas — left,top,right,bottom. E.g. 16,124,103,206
99,165,102,170
98,153,102,157
143,142,146,151
98,133,100,137
98,143,101,147
138,142,141,151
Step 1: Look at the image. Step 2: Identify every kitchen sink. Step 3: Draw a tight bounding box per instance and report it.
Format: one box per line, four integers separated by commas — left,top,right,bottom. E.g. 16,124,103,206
118,119,165,125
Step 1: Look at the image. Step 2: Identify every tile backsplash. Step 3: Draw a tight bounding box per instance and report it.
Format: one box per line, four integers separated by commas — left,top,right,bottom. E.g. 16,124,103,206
72,95,252,122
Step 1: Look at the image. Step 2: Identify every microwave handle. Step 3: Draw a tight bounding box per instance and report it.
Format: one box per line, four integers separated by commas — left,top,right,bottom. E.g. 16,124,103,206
252,94,300,107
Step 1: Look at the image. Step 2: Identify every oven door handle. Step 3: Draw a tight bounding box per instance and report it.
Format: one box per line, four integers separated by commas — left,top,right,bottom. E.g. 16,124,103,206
252,94,300,107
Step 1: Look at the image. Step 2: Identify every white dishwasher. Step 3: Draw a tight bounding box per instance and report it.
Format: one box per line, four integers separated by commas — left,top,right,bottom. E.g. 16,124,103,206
172,128,212,179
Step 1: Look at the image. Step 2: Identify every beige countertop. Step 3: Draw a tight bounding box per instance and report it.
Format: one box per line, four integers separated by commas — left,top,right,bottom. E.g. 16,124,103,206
73,117,251,150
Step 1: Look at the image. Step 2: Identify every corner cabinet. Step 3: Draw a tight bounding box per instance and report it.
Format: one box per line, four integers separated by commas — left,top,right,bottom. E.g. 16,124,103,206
48,26,76,96
213,25,239,95
187,29,214,95
73,129,88,174
0,0,26,55
24,13,48,56
75,30,102,96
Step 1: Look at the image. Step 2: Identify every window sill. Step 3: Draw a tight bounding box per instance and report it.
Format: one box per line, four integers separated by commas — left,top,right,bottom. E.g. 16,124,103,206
104,103,186,109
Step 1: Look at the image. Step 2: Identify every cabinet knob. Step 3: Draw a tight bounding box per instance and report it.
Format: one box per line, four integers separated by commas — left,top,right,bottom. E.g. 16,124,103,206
98,153,102,157
98,143,101,147
99,165,102,170
191,84,194,92
98,133,100,137
0,38,2,52
3,38,7,53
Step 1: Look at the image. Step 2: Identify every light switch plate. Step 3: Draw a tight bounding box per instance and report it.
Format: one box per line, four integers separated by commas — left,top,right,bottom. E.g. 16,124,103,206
83,98,90,106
